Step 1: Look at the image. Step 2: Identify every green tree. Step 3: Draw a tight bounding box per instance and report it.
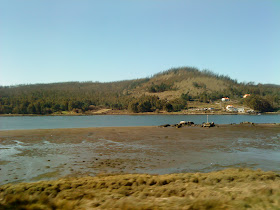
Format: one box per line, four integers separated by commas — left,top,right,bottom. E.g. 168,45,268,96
170,98,187,112
181,93,191,101
163,103,173,112
34,102,42,114
245,96,273,112
27,104,36,114
128,102,139,113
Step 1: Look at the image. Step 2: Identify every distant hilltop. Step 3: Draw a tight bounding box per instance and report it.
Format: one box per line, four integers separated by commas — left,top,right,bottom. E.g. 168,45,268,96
0,67,279,115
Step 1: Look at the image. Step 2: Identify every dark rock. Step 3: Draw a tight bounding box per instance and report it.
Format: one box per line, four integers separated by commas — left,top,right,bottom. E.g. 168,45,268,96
159,124,170,128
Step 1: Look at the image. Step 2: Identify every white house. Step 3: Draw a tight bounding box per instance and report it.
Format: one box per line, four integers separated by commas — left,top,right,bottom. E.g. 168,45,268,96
226,105,237,112
221,97,230,102
237,108,245,113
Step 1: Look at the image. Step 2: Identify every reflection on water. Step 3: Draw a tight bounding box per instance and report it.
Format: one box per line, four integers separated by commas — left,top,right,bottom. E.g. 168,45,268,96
1,114,280,130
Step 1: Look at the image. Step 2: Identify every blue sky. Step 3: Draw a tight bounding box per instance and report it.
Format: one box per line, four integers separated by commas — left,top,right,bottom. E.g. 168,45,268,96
1,0,279,86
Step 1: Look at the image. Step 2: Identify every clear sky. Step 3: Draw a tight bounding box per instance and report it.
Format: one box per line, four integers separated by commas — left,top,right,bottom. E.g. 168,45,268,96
1,0,279,86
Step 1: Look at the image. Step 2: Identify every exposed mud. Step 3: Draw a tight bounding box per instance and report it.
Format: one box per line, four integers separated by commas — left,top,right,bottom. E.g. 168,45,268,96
0,124,279,185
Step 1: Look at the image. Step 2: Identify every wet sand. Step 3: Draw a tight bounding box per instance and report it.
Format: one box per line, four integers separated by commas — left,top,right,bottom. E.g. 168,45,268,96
0,124,279,185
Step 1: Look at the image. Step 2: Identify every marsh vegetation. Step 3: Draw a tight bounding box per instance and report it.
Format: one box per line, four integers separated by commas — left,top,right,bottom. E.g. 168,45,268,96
1,168,280,209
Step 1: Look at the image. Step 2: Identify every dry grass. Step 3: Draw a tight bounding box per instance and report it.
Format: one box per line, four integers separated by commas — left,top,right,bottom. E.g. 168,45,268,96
1,168,280,209
131,69,232,99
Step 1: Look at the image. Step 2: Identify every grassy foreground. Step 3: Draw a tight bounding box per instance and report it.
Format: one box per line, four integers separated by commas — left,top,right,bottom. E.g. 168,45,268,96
1,168,280,209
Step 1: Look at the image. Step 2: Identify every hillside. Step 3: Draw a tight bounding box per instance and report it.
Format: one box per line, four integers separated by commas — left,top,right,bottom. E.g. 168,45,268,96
0,67,279,114
129,67,237,100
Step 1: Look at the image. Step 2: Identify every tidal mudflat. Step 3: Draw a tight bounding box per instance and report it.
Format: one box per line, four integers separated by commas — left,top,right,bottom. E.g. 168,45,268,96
0,124,279,185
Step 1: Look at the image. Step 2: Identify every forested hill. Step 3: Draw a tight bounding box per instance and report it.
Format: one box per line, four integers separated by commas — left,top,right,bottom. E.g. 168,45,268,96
0,67,279,114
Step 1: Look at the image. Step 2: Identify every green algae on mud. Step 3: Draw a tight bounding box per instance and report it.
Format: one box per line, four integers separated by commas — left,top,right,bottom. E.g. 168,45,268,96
1,168,280,209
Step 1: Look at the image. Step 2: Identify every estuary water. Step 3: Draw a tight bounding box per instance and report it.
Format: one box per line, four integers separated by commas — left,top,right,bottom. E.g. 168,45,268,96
0,114,279,130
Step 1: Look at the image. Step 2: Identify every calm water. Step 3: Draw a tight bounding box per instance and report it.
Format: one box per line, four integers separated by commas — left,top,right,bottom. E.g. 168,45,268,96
0,114,279,130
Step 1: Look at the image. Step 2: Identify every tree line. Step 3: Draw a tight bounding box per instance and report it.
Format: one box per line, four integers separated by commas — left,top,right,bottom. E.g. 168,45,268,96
0,67,279,114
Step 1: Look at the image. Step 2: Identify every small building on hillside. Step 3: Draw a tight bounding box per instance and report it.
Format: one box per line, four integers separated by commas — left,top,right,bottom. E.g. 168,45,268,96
221,97,230,102
243,94,251,98
226,105,237,112
237,108,245,113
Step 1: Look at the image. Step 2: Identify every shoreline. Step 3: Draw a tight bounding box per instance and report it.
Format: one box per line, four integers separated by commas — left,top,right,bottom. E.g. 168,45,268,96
0,123,279,132
0,112,279,117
